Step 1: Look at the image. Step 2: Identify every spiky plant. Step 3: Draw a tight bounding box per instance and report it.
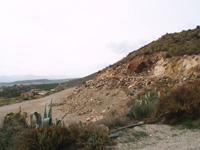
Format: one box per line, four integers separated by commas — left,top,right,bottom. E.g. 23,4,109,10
30,99,67,127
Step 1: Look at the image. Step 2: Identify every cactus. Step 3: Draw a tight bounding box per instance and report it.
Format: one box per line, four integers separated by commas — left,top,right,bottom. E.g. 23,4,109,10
128,88,160,119
30,99,67,127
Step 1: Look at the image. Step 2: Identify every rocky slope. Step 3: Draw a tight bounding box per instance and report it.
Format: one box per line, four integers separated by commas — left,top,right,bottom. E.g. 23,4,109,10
56,27,200,123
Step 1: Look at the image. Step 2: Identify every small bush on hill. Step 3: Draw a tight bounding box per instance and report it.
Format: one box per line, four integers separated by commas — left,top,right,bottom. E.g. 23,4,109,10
155,80,200,124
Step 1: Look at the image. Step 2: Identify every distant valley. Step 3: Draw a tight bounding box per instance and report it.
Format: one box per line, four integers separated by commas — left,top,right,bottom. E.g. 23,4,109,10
0,74,73,83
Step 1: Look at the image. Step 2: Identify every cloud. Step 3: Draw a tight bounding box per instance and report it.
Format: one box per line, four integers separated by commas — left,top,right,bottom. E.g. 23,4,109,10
106,40,150,55
0,0,199,77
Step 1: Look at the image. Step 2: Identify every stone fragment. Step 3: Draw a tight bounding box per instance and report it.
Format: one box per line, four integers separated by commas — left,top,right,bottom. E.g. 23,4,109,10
86,118,90,121
15,107,21,114
98,124,109,132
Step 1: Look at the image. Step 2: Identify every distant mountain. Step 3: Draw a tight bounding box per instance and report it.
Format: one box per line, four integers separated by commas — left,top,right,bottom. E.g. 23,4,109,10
0,79,71,87
0,75,73,83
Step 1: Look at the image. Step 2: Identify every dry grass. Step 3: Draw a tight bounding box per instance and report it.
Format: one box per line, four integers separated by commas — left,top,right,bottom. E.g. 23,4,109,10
93,111,129,130
154,80,200,124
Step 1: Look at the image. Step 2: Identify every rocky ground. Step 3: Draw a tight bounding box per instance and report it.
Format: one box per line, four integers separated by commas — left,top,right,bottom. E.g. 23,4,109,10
108,124,200,150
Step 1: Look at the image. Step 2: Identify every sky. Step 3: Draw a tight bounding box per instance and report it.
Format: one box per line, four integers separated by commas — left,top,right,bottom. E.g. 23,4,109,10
0,0,200,78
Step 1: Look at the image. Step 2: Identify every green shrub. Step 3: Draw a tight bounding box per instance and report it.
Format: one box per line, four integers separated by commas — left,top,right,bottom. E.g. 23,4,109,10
127,88,160,120
155,80,200,124
14,123,110,150
14,126,73,150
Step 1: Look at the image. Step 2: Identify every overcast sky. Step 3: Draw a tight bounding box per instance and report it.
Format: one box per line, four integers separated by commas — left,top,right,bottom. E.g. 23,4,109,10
0,0,199,78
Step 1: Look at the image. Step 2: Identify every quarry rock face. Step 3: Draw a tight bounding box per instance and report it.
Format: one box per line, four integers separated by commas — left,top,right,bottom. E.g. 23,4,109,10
153,55,200,77
95,53,200,87
94,52,165,80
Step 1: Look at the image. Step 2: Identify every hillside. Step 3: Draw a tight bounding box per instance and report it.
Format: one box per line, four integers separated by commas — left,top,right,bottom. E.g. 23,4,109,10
55,26,200,124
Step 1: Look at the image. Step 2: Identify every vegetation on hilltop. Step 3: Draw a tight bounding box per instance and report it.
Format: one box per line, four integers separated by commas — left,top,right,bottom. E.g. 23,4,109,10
117,26,200,65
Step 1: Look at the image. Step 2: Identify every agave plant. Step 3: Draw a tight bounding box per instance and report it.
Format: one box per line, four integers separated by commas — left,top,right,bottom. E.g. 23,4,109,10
30,99,67,127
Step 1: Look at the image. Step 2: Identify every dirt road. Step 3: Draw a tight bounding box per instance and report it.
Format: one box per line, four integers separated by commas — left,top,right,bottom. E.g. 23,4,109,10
0,88,75,125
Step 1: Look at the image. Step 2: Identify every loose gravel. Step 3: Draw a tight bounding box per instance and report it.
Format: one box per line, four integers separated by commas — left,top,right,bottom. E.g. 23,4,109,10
109,124,200,150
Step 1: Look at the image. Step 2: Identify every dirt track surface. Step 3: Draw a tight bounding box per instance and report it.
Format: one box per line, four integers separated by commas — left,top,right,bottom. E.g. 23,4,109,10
110,124,200,150
0,88,75,125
